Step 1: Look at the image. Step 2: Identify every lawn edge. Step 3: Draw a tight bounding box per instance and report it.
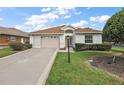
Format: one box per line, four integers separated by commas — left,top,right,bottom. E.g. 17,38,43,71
36,48,58,85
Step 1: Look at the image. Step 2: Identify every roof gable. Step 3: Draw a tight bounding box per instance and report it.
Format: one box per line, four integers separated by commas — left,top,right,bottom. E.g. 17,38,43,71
61,25,75,31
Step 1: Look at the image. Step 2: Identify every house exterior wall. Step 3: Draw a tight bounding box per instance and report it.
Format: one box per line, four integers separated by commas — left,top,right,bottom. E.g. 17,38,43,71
59,35,65,49
72,34,76,48
16,36,21,43
75,34,85,43
0,34,29,46
93,34,102,44
20,37,29,44
30,35,33,44
16,37,29,44
0,35,9,45
75,33,102,44
30,33,102,49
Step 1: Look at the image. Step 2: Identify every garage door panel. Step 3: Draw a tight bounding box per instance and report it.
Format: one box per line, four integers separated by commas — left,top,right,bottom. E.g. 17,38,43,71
41,38,59,48
33,36,41,48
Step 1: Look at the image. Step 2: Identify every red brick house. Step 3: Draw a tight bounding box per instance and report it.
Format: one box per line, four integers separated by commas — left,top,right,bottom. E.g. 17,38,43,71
0,27,29,48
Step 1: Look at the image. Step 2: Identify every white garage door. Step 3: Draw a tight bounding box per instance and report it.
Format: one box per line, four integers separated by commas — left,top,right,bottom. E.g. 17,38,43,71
41,36,59,48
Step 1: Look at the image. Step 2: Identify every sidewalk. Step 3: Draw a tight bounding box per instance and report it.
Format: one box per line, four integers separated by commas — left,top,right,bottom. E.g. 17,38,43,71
59,47,74,52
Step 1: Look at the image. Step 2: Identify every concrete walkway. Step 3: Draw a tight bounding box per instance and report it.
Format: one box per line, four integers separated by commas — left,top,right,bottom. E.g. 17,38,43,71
0,48,58,85
59,47,74,52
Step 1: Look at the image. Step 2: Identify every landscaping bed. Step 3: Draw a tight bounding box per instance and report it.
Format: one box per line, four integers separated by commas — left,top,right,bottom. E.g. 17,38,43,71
92,55,124,80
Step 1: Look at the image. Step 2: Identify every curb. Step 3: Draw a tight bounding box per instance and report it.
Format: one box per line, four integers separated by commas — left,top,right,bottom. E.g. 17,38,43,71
36,48,58,85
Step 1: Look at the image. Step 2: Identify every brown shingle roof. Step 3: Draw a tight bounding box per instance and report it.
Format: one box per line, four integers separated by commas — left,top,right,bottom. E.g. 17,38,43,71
0,27,29,37
75,28,101,33
30,25,102,35
30,25,65,34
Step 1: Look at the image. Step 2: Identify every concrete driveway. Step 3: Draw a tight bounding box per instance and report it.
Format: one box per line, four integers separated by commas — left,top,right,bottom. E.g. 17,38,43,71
0,48,58,85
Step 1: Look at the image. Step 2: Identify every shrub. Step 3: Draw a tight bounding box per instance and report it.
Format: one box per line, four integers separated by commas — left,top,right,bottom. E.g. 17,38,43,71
9,42,23,51
23,44,32,49
9,42,32,51
75,43,112,51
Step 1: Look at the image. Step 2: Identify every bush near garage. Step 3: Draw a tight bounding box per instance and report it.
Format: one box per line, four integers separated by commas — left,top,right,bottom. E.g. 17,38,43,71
23,43,32,49
9,42,32,51
75,43,112,51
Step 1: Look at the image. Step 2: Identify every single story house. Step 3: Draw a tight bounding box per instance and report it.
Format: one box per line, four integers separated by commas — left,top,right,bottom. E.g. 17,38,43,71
0,27,29,48
30,25,102,49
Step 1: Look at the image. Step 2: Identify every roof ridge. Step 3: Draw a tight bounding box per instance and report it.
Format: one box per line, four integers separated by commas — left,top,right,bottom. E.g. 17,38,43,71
30,24,66,33
8,28,28,33
0,26,29,37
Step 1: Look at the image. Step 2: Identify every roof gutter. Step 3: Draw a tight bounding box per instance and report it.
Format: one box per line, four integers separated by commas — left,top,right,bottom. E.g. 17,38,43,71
0,33,29,37
75,32,102,34
29,33,64,35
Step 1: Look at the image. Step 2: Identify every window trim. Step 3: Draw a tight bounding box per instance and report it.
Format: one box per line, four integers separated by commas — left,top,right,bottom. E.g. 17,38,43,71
9,36,16,42
85,35,93,43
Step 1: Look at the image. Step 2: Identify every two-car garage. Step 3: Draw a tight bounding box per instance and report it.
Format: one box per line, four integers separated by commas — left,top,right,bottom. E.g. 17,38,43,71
30,35,60,48
41,36,59,48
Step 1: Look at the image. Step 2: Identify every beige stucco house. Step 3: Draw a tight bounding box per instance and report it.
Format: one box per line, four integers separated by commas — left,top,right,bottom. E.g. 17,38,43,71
29,25,102,49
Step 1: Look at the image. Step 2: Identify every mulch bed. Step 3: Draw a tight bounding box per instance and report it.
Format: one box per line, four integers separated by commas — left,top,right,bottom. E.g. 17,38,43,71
91,55,124,79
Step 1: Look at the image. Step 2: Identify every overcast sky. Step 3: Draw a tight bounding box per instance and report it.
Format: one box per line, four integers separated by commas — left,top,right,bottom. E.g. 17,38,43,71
0,7,122,32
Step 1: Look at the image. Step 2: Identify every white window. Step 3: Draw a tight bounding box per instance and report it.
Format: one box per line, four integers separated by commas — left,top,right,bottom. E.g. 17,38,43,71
85,35,93,43
9,36,16,41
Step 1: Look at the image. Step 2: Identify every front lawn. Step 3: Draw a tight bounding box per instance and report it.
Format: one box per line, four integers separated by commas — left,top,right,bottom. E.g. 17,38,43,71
0,48,15,58
46,51,124,85
112,47,124,53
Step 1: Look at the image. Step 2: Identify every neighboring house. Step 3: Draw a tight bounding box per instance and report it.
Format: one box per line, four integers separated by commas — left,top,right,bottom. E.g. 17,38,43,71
0,27,29,48
30,25,102,49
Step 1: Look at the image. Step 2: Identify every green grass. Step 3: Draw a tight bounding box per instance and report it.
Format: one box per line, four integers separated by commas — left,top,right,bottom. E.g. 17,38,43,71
46,51,124,85
112,47,124,53
0,48,15,58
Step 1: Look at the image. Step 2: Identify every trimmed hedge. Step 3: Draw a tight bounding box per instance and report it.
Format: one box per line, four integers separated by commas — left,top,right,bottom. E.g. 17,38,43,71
75,43,112,51
9,42,32,51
